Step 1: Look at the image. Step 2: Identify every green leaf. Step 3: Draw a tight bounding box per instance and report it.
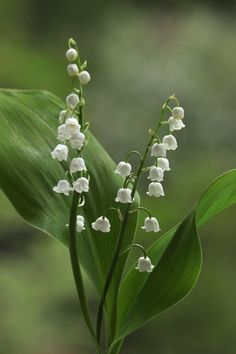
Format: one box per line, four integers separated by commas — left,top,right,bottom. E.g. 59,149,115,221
115,169,236,340
115,211,201,340
0,89,139,315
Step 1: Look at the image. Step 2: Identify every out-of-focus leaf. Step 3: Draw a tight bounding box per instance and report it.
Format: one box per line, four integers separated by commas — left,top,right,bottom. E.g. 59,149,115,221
0,89,139,316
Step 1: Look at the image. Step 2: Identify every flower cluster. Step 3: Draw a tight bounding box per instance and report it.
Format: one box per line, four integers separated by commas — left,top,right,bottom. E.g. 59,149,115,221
92,98,185,272
51,39,91,223
113,101,185,272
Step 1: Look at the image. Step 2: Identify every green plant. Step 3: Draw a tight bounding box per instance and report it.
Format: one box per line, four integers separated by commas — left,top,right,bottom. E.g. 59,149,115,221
0,38,236,354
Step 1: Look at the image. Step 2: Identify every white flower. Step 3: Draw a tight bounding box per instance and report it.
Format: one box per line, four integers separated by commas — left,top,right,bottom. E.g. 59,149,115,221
76,215,85,232
59,110,67,124
65,118,81,137
70,157,87,173
142,217,160,233
115,188,133,203
157,157,170,171
92,216,111,233
73,177,89,193
147,182,164,197
67,63,79,76
78,71,91,85
66,48,78,61
135,256,154,273
172,106,184,120
168,117,185,132
66,93,80,108
114,161,132,177
148,166,164,182
51,144,68,161
163,135,178,150
69,132,85,150
57,124,71,141
151,143,167,158
53,180,72,195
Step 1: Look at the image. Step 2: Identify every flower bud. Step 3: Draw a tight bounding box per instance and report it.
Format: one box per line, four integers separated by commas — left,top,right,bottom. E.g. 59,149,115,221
73,177,89,193
51,144,68,161
66,48,78,61
135,256,154,273
92,216,111,233
151,143,167,158
59,110,67,124
65,118,80,136
147,182,164,197
142,217,160,232
78,71,91,85
70,157,87,173
172,106,184,120
53,179,72,195
57,124,71,141
66,93,80,108
157,157,170,171
69,132,85,150
163,135,178,150
168,117,185,132
148,166,164,182
114,161,132,177
115,188,133,203
67,63,79,76
76,215,85,232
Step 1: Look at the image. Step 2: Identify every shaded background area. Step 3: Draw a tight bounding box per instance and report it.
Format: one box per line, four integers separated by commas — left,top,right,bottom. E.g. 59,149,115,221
0,0,236,353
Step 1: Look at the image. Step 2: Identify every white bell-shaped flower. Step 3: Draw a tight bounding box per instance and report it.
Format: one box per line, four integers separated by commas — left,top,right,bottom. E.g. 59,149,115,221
115,188,133,203
57,124,71,142
151,143,167,158
59,110,67,124
147,182,164,197
65,118,81,137
168,117,185,132
114,161,132,177
76,215,85,232
78,71,91,85
163,135,178,150
70,157,87,173
92,216,111,233
53,179,72,195
66,93,80,108
172,106,184,120
157,157,170,171
69,132,85,150
73,177,89,193
135,256,154,273
51,144,68,161
66,48,78,61
67,63,79,76
142,217,160,233
148,166,164,182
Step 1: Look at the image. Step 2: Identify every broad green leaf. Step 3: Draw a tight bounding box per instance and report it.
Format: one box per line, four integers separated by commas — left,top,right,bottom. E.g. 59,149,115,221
0,89,139,315
116,211,201,340
116,169,236,340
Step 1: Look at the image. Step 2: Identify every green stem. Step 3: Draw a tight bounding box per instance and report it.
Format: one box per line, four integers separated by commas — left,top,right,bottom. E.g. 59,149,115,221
96,95,174,346
69,192,102,353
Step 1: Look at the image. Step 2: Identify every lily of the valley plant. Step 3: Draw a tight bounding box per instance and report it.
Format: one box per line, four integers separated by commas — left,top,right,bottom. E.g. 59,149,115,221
0,38,236,354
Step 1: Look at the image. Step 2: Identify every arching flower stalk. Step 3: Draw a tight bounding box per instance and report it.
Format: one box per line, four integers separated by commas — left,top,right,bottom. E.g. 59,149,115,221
96,94,186,344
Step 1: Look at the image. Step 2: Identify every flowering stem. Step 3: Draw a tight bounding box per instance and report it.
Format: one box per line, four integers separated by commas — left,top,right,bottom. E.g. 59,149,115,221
69,192,101,353
96,95,174,346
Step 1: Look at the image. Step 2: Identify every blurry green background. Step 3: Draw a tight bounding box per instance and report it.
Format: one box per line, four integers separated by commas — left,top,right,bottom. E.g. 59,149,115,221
1,0,236,353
